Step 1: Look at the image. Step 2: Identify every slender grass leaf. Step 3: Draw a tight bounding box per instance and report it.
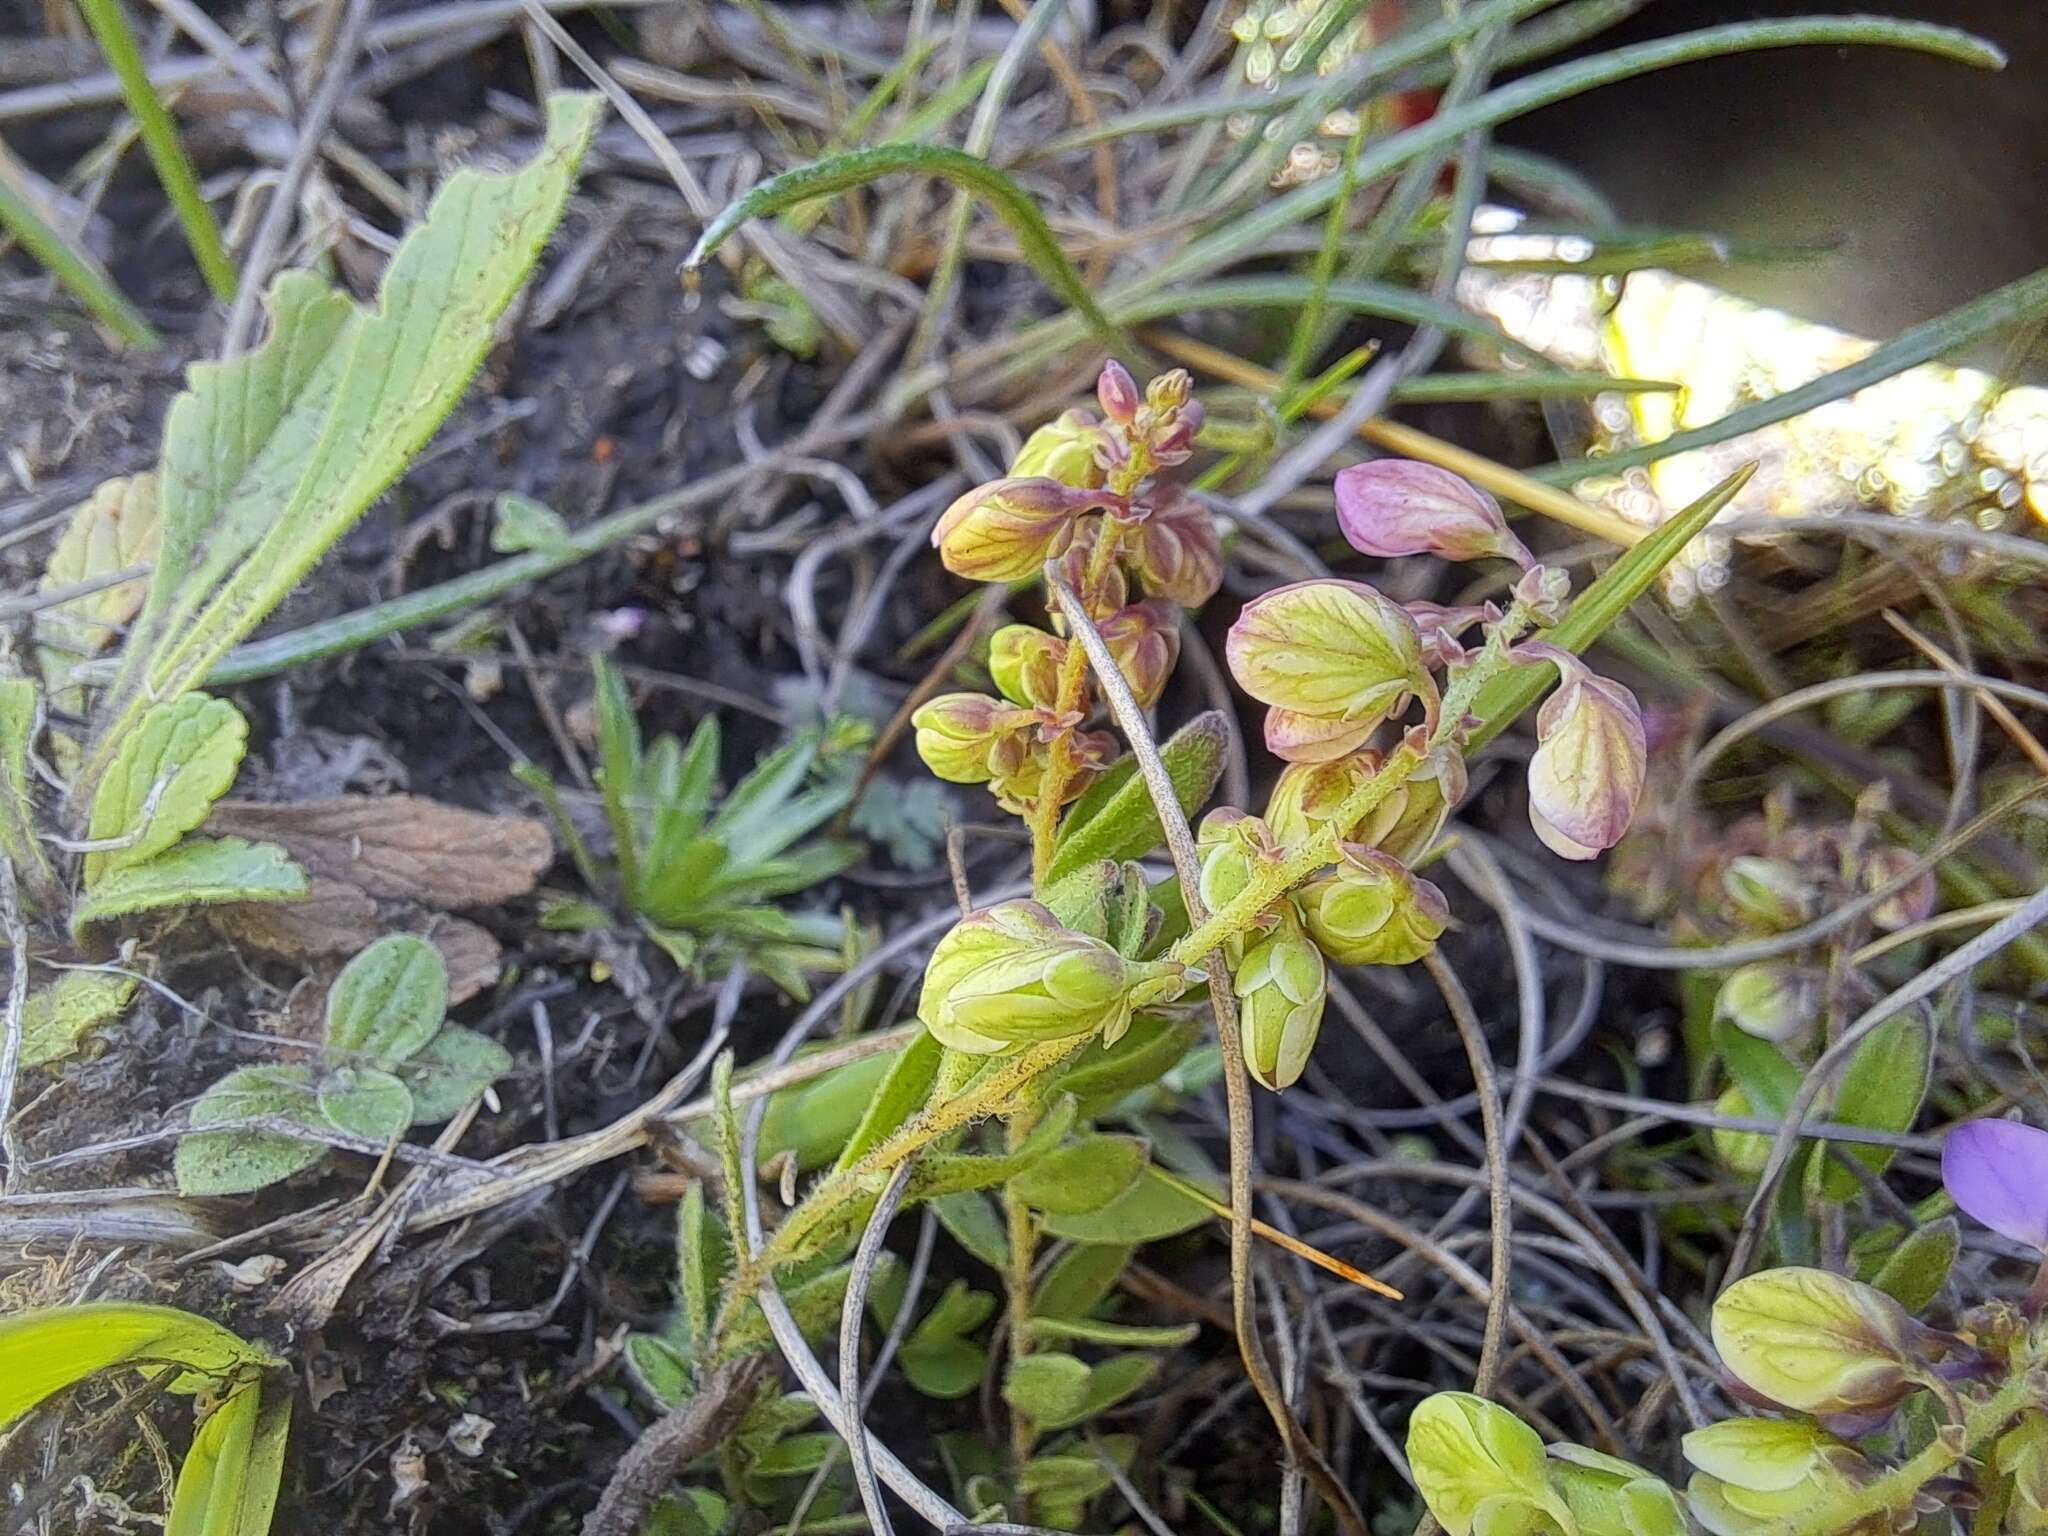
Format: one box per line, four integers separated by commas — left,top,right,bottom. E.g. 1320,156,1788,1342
0,147,160,348
0,1302,276,1425
82,94,604,804
1027,1316,1198,1349
72,836,307,936
73,0,235,299
1534,263,2048,482
682,144,1121,352
1466,464,1754,751
592,656,644,903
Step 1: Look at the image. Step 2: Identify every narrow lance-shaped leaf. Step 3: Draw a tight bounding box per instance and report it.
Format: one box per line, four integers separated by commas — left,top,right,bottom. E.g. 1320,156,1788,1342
684,144,1123,352
79,94,605,806
1047,712,1229,882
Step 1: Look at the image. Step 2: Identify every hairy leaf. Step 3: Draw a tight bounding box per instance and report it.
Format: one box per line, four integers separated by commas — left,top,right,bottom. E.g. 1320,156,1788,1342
85,693,248,884
324,935,448,1066
1009,1134,1149,1215
396,1025,511,1125
18,969,138,1067
1041,1166,1213,1244
1001,1352,1091,1426
1813,1014,1931,1201
1032,1243,1135,1321
175,1066,328,1196
36,472,162,680
72,837,306,935
831,1032,944,1175
82,95,604,802
1036,1353,1159,1430
0,678,47,896
1868,1218,1959,1314
317,1066,415,1141
1047,712,1228,883
491,492,570,553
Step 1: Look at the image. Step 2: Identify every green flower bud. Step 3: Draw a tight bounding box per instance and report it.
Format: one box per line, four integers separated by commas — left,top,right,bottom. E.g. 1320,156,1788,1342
1235,906,1327,1091
1722,856,1816,932
1682,1418,1879,1536
1296,846,1448,967
1546,1446,1688,1536
1407,1393,1571,1536
1196,809,1277,925
1714,963,1816,1044
1009,410,1107,488
912,692,1027,784
917,900,1181,1054
1709,1266,1923,1415
1710,1085,1772,1175
989,624,1066,709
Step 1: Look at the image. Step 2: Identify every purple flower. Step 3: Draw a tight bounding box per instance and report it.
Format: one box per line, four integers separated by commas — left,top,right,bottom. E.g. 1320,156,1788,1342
1943,1119,2048,1250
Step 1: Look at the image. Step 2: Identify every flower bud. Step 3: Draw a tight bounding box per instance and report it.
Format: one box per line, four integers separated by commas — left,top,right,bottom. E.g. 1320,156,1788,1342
1722,856,1816,932
1522,650,1645,861
1051,517,1129,616
1942,1118,2048,1251
1710,1086,1772,1175
1997,1412,2048,1523
933,478,1113,583
1297,846,1448,967
917,900,1179,1054
1709,1267,1923,1415
1227,579,1432,731
1261,707,1379,764
1235,907,1327,1090
1858,844,1935,932
1406,1393,1566,1536
912,693,1024,784
1098,601,1179,709
1196,809,1278,926
1682,1419,1879,1536
1126,490,1223,608
1010,410,1107,488
1406,601,1496,669
1714,964,1816,1044
989,625,1066,709
1513,563,1572,625
1097,360,1141,426
1546,1446,1688,1536
1334,460,1535,568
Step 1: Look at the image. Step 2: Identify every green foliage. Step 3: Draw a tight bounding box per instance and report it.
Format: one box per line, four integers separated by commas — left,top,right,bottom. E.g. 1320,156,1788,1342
1045,713,1230,883
18,968,139,1066
71,836,306,936
78,94,603,807
0,1302,288,1536
523,658,860,997
176,936,509,1195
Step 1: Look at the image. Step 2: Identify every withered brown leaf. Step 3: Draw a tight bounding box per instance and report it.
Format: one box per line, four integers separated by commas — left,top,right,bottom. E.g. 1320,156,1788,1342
208,794,553,908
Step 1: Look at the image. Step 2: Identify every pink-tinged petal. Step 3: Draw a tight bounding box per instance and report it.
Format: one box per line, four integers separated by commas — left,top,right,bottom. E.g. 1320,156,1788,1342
1525,666,1646,860
1264,707,1381,764
1226,578,1428,720
1127,489,1223,608
1334,460,1534,567
1943,1119,2048,1250
1097,360,1141,425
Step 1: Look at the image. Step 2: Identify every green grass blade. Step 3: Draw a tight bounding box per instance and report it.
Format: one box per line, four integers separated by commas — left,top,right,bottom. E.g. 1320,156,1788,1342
0,144,159,349
1532,263,2048,483
1467,464,1755,749
998,16,2003,368
682,143,1123,352
1389,371,1680,403
74,0,236,301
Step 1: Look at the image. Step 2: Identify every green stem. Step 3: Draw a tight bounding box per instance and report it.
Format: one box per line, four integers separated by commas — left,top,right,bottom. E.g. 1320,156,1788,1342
1785,1373,2034,1536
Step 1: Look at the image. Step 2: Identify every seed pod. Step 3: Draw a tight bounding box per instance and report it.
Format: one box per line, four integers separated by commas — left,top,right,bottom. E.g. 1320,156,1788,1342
1334,459,1534,568
917,900,1180,1054
1296,846,1448,967
1235,906,1327,1090
1521,648,1646,861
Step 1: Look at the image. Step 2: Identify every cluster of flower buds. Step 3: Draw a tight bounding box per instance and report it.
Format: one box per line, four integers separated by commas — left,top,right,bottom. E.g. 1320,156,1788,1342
1224,459,1646,862
1196,803,1450,1090
912,361,1222,825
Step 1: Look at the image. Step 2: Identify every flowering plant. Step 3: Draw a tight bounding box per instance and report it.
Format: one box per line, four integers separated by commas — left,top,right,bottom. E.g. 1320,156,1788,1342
1408,1116,2048,1536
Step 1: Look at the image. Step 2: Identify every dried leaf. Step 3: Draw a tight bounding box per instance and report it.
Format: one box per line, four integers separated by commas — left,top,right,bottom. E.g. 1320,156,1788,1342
206,878,382,960
427,918,503,1005
207,795,553,907
36,471,162,662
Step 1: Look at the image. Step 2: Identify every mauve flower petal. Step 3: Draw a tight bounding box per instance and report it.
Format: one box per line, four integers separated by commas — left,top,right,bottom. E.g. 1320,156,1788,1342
1942,1119,2048,1249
